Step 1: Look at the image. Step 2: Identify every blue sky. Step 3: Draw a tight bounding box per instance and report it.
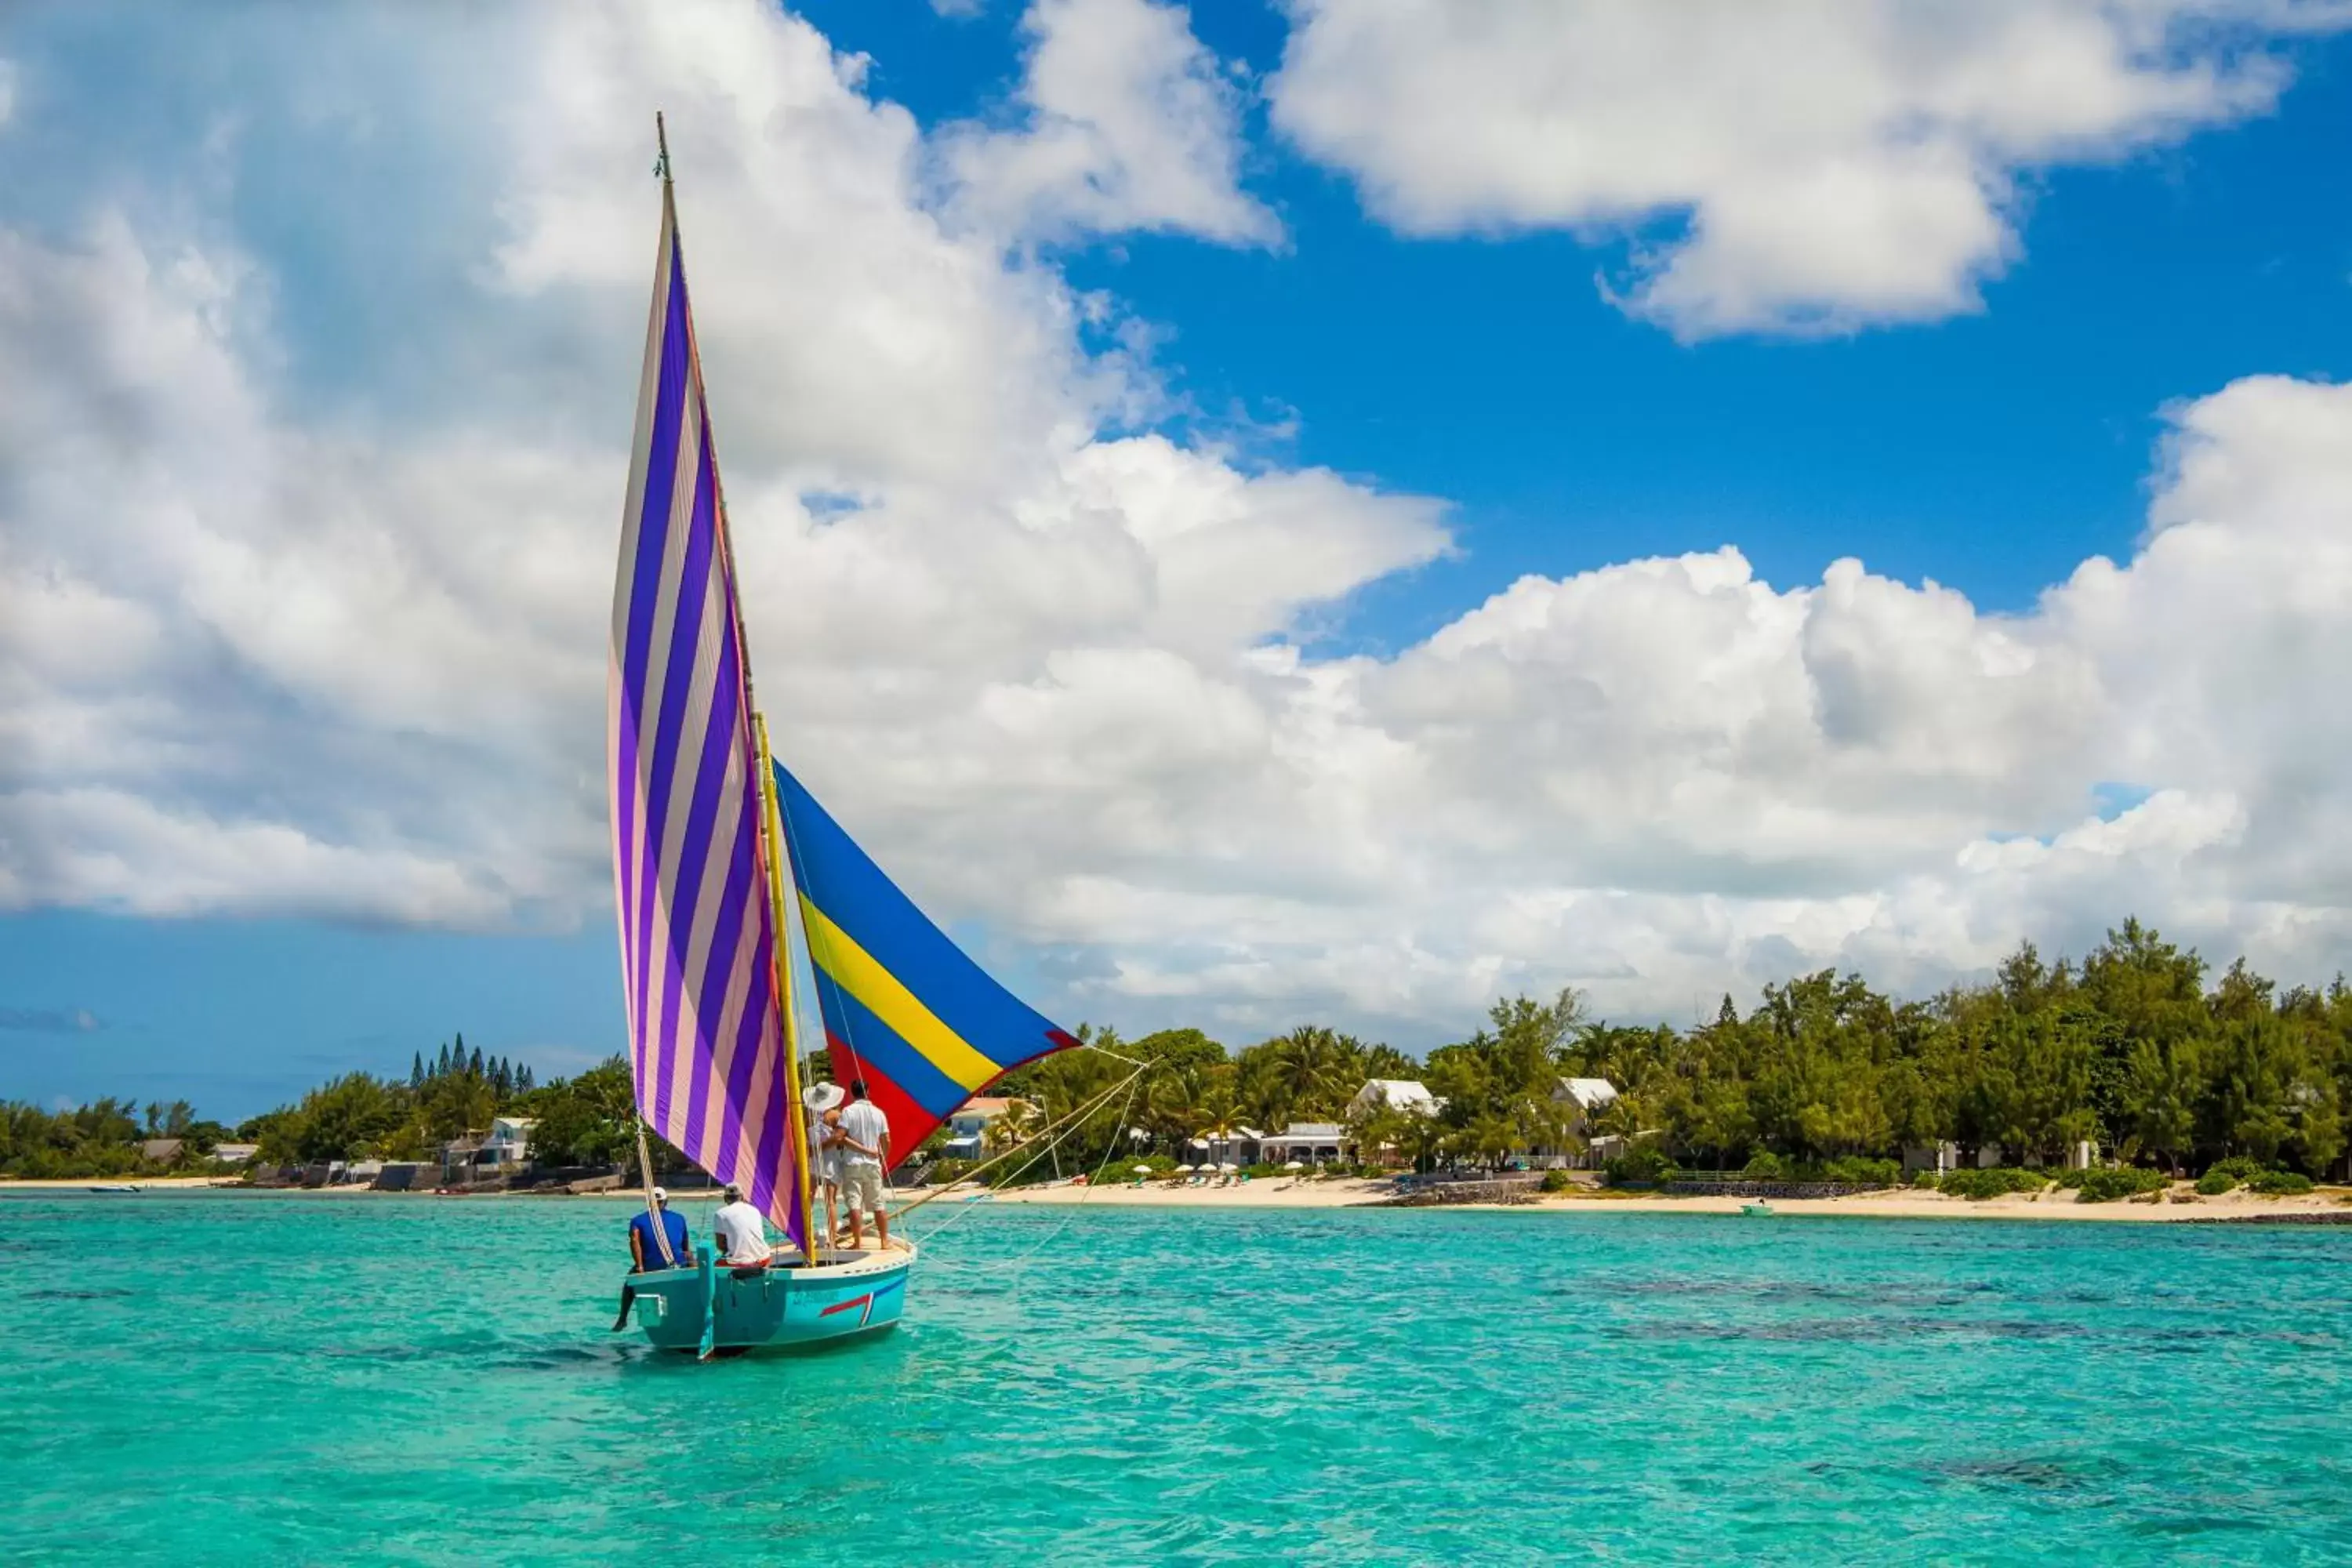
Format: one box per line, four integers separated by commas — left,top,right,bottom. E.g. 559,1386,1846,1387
4,0,2351,1120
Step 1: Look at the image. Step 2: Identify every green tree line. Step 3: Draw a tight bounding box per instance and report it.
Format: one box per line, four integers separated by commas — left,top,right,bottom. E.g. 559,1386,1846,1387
13,918,2350,1183
980,920,2352,1181
2,1035,635,1178
1564,920,2349,1178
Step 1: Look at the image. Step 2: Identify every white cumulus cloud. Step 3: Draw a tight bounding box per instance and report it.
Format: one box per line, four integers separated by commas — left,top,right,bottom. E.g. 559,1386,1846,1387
1,0,2350,1049
1269,0,2352,337
938,0,1279,245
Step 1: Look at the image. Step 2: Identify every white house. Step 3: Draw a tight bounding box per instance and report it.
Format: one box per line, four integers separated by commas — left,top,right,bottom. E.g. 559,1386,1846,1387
444,1116,538,1181
1554,1078,1620,1116
1542,1078,1624,1168
942,1097,1031,1159
1347,1079,1441,1119
1258,1123,1351,1166
212,1142,259,1166
481,1116,536,1167
1184,1127,1265,1167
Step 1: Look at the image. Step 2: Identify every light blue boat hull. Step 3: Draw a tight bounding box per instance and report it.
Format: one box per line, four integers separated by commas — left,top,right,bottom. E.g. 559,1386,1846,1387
622,1243,913,1354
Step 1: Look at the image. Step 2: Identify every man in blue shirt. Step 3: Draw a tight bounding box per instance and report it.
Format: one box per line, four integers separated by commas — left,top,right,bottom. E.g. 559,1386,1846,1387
613,1186,691,1331
628,1186,690,1271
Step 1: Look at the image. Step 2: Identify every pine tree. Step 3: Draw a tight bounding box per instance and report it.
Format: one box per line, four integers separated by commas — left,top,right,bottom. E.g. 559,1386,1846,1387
437,1042,452,1078
519,1065,535,1092
411,1051,425,1089
469,1044,484,1078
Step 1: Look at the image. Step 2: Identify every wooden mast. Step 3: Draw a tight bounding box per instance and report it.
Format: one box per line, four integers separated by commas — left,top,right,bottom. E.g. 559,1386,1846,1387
757,717,821,1267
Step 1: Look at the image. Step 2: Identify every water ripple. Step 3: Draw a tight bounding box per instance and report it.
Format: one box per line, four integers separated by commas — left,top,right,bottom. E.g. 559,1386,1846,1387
0,1194,2348,1564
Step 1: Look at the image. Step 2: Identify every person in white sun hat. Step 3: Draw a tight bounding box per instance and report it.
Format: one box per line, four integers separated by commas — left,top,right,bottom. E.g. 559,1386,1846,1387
803,1080,847,1247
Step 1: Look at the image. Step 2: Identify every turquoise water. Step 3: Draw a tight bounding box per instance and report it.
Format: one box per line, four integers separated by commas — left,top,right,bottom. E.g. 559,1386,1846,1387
3,1193,2349,1565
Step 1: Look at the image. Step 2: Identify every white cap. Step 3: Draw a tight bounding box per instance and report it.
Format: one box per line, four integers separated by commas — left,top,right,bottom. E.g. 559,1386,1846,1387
652,1185,669,1202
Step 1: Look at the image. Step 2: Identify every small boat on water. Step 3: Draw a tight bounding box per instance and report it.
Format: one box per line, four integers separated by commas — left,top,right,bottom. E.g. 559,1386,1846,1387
604,119,1085,1356
86,1184,139,1193
1741,1201,1774,1217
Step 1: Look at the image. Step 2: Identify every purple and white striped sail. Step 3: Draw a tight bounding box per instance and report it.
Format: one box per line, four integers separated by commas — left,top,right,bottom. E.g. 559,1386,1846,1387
608,179,804,1248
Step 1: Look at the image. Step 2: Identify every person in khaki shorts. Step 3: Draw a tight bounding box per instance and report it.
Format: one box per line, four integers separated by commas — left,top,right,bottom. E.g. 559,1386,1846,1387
833,1079,893,1250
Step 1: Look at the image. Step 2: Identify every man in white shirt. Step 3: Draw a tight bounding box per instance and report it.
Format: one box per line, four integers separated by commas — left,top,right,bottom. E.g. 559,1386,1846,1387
834,1079,893,1250
711,1183,775,1269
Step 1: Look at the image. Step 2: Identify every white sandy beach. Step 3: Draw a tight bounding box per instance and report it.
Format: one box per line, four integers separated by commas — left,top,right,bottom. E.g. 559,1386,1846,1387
9,1173,2347,1223
969,1175,2352,1222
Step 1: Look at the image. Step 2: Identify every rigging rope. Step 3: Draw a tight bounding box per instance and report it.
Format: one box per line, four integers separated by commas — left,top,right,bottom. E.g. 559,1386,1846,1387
898,1062,1148,1239
989,1065,1146,1272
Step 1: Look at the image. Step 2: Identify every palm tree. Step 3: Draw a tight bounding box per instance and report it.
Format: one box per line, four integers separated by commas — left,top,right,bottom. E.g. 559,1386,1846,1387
1260,1025,1359,1124
1349,1105,1410,1171
986,1099,1042,1156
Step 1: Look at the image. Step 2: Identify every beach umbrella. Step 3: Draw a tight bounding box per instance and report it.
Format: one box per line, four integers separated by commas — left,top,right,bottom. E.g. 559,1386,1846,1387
1219,1162,1238,1172
1131,1163,1152,1174
1283,1160,1305,1171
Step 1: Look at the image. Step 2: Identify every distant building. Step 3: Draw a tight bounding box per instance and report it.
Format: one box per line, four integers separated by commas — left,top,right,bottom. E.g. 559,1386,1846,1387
1258,1123,1351,1167
438,1119,535,1184
140,1138,185,1165
1347,1080,1441,1119
942,1097,1030,1160
1553,1078,1621,1116
212,1143,259,1166
371,1162,433,1192
1183,1127,1263,1167
1537,1078,1623,1168
481,1116,536,1167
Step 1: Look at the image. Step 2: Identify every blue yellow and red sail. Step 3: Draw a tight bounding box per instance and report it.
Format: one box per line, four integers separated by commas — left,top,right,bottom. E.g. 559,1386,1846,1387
775,763,1080,1171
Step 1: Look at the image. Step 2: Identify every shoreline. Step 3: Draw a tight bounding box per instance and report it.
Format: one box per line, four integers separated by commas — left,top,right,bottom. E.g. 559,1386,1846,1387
8,1174,2347,1225
970,1176,2352,1223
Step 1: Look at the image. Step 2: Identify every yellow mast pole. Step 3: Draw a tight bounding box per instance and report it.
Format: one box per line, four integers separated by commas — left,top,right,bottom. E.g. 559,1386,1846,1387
757,714,820,1268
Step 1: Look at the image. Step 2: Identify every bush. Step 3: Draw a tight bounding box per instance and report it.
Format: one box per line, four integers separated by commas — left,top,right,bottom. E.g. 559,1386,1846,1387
2209,1155,2266,1181
2195,1169,2237,1196
924,1158,977,1186
1741,1151,1789,1181
1540,1168,1577,1192
2053,1167,2088,1190
1815,1156,1900,1188
1912,1171,1941,1190
1939,1167,2047,1201
2249,1169,2314,1196
1602,1145,1680,1186
2074,1166,2168,1203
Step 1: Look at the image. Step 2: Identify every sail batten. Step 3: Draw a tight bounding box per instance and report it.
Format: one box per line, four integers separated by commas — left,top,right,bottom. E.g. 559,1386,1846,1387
608,180,806,1247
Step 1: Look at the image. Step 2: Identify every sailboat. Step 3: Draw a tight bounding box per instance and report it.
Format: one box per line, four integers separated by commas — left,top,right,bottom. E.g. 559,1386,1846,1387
606,118,1083,1355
